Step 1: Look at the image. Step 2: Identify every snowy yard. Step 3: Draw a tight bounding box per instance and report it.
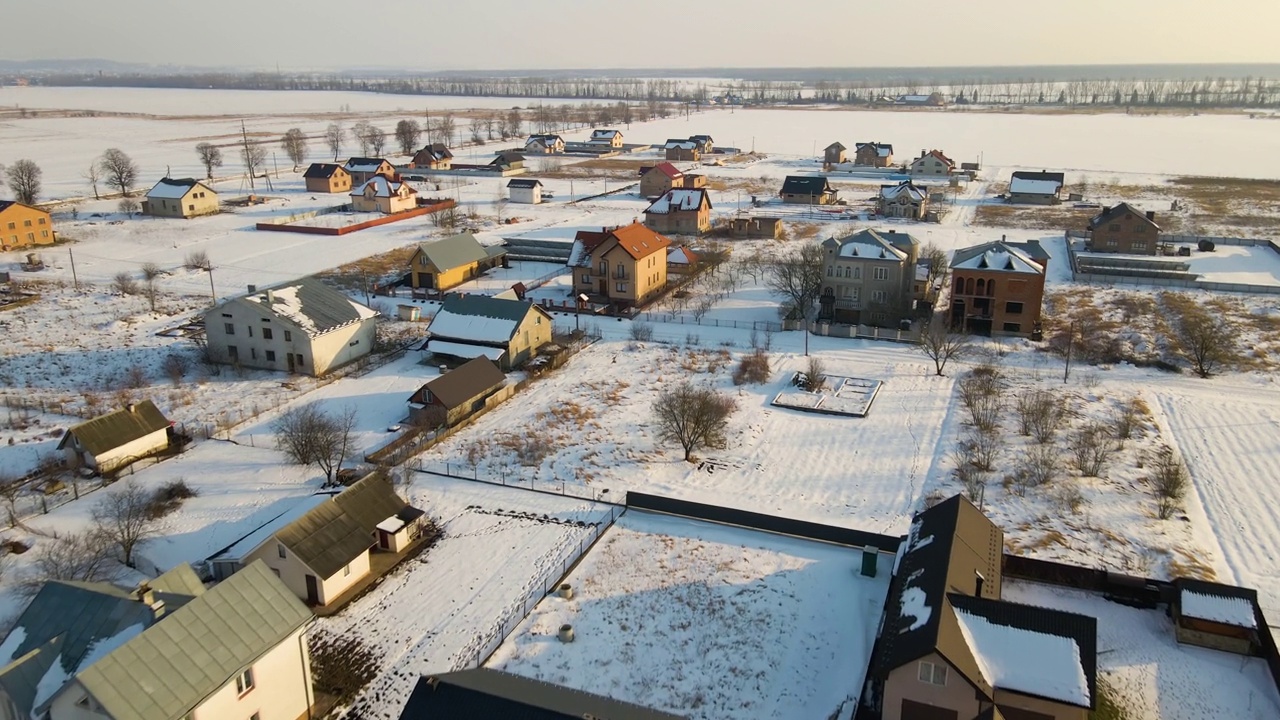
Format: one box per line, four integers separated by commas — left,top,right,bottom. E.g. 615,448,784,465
488,509,892,720
1005,579,1280,720
313,476,616,720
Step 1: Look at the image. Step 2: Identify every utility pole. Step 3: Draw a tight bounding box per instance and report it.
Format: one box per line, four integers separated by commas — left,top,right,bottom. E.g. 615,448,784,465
207,266,217,304
1063,321,1075,383
241,120,256,192
272,152,279,179
68,247,79,290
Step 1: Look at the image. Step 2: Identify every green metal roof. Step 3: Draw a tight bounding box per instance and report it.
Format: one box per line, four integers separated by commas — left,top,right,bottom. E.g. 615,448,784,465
275,475,409,579
413,232,494,273
57,400,170,457
76,561,313,720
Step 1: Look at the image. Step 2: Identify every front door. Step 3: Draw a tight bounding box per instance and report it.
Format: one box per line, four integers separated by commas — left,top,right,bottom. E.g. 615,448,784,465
287,353,296,373
598,279,607,295
305,574,320,605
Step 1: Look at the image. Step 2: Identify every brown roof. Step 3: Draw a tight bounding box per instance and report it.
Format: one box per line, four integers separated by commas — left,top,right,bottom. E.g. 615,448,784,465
57,401,170,457
606,223,671,260
409,357,506,411
919,149,955,167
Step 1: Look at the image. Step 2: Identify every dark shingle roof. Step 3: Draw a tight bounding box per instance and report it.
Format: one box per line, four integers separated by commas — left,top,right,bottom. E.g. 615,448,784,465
303,163,345,179
57,401,170,457
1089,202,1159,230
409,357,505,411
1010,170,1065,184
275,475,408,579
438,294,537,327
507,178,543,188
491,152,526,167
948,593,1098,709
780,176,834,196
399,669,686,720
237,276,374,337
0,200,17,213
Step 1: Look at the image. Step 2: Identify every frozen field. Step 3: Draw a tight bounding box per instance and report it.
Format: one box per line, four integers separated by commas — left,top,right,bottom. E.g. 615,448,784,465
488,509,892,720
1005,580,1280,720
315,476,616,720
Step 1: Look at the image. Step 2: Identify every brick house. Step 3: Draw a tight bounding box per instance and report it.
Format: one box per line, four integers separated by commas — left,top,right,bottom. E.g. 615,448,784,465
303,163,352,193
664,140,701,162
639,162,685,198
643,188,712,235
1087,203,1161,255
823,142,847,164
910,149,955,177
569,222,671,309
878,181,928,219
948,239,1049,337
855,142,894,167
780,176,838,205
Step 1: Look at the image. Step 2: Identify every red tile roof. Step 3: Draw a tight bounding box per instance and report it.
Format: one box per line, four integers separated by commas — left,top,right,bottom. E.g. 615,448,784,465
608,222,671,260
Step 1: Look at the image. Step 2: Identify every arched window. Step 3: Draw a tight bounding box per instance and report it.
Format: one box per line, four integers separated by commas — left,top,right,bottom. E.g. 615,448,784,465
844,266,851,278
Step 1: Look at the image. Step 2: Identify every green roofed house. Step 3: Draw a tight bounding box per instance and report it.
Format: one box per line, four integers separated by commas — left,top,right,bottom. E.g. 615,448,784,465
399,668,684,720
0,561,315,720
424,294,553,371
57,400,171,476
409,232,508,293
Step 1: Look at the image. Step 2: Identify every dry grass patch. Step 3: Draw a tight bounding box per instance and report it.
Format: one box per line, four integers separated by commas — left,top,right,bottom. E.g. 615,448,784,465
318,245,417,290
972,203,1096,230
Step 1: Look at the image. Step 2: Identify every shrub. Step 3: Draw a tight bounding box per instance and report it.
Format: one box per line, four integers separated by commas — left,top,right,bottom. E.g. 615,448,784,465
1150,445,1188,520
1012,444,1059,494
1069,421,1116,477
800,356,825,392
629,322,654,342
1016,389,1066,443
958,369,1004,434
112,272,139,295
147,478,197,519
732,349,771,386
1051,483,1087,515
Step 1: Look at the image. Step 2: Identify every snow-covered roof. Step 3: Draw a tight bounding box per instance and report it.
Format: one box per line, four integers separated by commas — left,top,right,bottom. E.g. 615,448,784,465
146,178,210,200
953,605,1091,707
590,129,621,139
426,339,506,361
352,176,414,199
212,493,337,562
668,247,698,265
376,516,407,534
428,295,538,345
234,277,378,337
828,229,912,261
1010,177,1063,195
344,157,390,172
664,140,698,150
646,189,709,215
880,182,926,202
1181,588,1258,628
951,242,1044,274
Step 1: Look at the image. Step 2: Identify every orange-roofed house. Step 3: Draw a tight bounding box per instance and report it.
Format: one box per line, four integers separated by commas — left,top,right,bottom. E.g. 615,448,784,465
569,222,671,308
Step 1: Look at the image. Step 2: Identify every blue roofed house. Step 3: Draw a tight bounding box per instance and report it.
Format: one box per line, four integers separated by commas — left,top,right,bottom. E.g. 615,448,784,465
0,561,315,720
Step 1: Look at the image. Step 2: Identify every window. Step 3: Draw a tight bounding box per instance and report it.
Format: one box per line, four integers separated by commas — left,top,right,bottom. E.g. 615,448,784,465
872,290,888,303
266,350,276,362
1106,238,1119,247
826,267,833,277
228,345,239,360
1005,301,1024,315
284,330,292,342
581,273,591,283
247,326,253,338
23,220,32,227
262,328,273,340
250,348,257,360
1132,241,1147,250
188,204,195,212
873,267,889,281
616,282,627,293
222,312,232,318
1109,223,1120,232
918,661,947,686
343,564,351,577
843,266,851,278
599,260,607,274
852,266,862,280
235,668,255,695
278,543,286,559
1002,322,1022,333
41,230,48,238
295,353,305,366
5,222,13,230
38,217,46,225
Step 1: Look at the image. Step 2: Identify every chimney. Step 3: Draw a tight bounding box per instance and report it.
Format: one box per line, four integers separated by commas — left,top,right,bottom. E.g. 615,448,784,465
136,582,154,606
920,149,927,158
247,284,257,294
126,403,137,413
1146,211,1156,221
265,289,276,304
887,229,896,234
1001,234,1007,241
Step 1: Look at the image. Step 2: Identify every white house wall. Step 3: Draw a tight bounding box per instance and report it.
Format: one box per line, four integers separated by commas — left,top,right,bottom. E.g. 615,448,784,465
186,626,314,720
82,427,169,474
204,300,376,377
244,539,371,607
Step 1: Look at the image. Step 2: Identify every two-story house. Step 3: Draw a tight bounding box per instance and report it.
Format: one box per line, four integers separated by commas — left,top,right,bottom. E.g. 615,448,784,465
202,277,378,376
142,178,219,218
639,162,685,198
343,157,396,186
643,188,712,235
350,176,418,214
664,140,701,162
570,222,671,309
878,180,929,219
823,142,847,165
411,144,453,170
819,229,920,326
689,135,714,154
0,200,55,250
588,129,624,148
910,149,955,177
303,163,352,193
780,176,838,205
855,142,894,167
1087,203,1160,255
948,239,1049,337
0,562,315,720
524,134,566,154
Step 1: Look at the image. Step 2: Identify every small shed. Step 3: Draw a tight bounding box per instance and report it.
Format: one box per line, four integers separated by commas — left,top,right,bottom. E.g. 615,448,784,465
507,178,543,204
408,356,507,428
58,401,171,475
1173,578,1262,656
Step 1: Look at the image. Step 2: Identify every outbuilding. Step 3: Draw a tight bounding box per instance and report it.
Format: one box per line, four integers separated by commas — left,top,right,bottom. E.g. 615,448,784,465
507,178,544,204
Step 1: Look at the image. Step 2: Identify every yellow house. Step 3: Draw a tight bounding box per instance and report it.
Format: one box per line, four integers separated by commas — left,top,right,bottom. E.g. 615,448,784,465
0,201,55,250
142,178,219,218
350,176,418,214
570,222,671,308
424,294,553,370
589,129,624,148
409,232,508,292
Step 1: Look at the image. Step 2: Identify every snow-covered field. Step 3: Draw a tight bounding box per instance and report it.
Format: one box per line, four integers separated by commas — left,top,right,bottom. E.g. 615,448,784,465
315,475,617,720
1006,579,1280,720
488,509,891,720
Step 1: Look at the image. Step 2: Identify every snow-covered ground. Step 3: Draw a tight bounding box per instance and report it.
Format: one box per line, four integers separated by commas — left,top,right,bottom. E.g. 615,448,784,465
488,509,891,720
315,475,617,720
1006,579,1280,720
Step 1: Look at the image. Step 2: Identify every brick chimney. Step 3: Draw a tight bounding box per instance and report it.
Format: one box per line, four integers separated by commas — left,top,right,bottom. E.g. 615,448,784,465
1146,211,1156,221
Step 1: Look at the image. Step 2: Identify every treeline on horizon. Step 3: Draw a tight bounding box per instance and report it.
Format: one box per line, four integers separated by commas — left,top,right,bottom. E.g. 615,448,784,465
11,72,1280,109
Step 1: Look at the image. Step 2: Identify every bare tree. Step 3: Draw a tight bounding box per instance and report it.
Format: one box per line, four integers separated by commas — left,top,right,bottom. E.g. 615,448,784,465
325,123,345,160
162,351,191,387
184,249,217,302
505,108,522,138
919,241,949,295
98,148,139,197
280,128,308,171
92,480,159,568
117,197,140,215
1015,389,1066,443
112,271,139,295
366,126,387,155
1069,421,1116,477
1174,306,1238,378
241,142,268,179
30,529,119,584
195,142,223,179
83,162,102,199
766,243,825,355
432,114,456,147
273,403,359,482
140,262,163,312
0,475,22,528
351,121,373,155
394,119,421,155
801,355,826,392
652,382,737,462
6,159,42,205
918,316,971,376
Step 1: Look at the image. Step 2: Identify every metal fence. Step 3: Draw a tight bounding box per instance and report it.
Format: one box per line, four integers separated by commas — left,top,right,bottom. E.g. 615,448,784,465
449,504,623,670
637,311,782,332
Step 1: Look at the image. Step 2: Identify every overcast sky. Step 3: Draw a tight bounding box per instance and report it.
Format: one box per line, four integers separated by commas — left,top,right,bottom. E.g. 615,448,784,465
7,0,1280,71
